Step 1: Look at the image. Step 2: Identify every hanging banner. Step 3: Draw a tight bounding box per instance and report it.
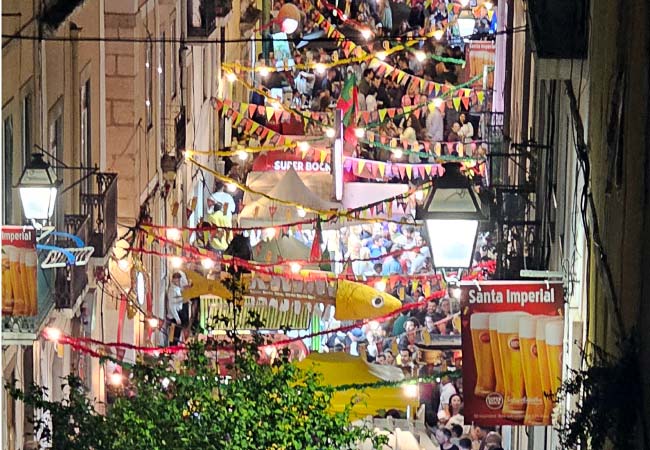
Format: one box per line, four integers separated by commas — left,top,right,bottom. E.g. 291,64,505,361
463,41,496,88
252,151,331,172
460,280,564,426
2,226,38,316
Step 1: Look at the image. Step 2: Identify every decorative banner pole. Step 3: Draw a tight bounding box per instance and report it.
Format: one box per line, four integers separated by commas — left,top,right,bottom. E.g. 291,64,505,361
333,108,344,201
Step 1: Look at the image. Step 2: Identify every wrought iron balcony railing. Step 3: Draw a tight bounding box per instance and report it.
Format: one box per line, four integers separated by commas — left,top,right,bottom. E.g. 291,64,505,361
54,215,90,309
81,172,118,258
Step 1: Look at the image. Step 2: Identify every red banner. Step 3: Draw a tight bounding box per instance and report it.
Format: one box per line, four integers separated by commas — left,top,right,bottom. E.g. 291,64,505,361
1,226,38,316
460,281,564,426
252,151,331,172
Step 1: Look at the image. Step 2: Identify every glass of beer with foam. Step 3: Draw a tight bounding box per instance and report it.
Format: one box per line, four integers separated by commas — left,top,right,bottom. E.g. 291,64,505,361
488,314,505,395
497,312,528,421
470,312,495,397
545,319,564,398
519,315,545,425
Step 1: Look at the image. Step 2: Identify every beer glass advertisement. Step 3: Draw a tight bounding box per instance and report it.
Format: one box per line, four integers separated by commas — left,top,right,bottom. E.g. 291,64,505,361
2,226,38,316
460,281,564,426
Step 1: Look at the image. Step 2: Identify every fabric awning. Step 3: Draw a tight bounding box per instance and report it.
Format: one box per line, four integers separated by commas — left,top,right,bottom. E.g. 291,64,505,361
240,168,339,227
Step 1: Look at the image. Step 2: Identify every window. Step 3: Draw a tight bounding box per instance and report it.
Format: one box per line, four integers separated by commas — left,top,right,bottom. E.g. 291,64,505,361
80,80,92,193
203,47,209,101
3,116,13,225
171,19,177,98
159,33,166,153
145,41,153,129
22,93,32,163
49,100,64,226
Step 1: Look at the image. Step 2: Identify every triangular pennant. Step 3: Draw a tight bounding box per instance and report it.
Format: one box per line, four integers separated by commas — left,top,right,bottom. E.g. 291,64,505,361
379,109,387,121
357,159,366,174
320,150,327,164
248,104,257,117
405,165,412,179
453,97,461,111
461,96,470,109
377,162,386,177
266,107,274,121
477,91,485,104
425,165,433,176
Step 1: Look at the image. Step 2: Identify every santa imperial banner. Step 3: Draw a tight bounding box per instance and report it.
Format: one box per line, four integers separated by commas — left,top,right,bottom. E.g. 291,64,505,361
459,281,564,426
2,226,38,316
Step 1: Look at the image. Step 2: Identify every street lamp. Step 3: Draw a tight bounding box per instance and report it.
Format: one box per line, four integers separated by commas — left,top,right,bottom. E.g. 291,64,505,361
457,8,476,40
15,153,60,221
277,3,301,34
417,163,484,269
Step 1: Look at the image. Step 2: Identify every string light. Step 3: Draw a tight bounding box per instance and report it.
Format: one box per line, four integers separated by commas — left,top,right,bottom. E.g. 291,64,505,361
43,327,62,342
297,141,310,152
226,72,237,82
161,377,171,389
325,128,335,138
264,227,277,239
117,258,131,272
157,66,163,74
483,0,493,10
393,149,403,159
433,29,445,41
296,207,307,218
290,262,302,273
237,150,249,161
376,51,387,61
433,97,444,108
109,372,123,386
361,29,372,40
414,190,424,202
403,384,418,398
259,67,270,77
415,50,426,62
147,317,160,328
460,0,470,7
314,63,327,74
166,228,182,241
170,256,183,269
354,128,365,138
201,257,216,270
226,183,237,193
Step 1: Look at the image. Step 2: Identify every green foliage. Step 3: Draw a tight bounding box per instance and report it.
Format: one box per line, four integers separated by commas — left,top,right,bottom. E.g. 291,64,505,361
554,334,642,449
8,339,386,450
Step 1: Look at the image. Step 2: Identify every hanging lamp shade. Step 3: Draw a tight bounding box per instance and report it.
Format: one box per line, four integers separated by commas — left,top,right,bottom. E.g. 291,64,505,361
16,153,60,221
277,3,301,34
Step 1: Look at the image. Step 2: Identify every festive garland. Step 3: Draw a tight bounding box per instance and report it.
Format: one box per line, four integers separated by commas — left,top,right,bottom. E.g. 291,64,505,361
188,157,432,219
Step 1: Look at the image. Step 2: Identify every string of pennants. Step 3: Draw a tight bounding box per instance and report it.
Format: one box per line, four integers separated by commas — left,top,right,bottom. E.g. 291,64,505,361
217,96,329,127
361,133,486,158
216,99,298,149
344,157,445,181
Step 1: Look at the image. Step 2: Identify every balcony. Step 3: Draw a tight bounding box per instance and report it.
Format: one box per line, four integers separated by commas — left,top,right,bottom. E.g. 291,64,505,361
187,0,225,38
81,172,118,259
54,215,90,309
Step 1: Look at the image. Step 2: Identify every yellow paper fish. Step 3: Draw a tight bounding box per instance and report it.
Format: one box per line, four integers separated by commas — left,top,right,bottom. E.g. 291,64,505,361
182,270,401,320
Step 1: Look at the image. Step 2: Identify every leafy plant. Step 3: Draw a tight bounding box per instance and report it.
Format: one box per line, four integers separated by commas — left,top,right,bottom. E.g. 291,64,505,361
554,334,643,449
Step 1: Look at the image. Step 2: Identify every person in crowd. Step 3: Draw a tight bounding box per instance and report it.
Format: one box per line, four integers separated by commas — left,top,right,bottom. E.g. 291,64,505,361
368,234,387,259
458,437,473,450
383,349,396,365
458,113,475,143
355,247,376,276
483,431,503,450
447,393,464,419
358,68,375,96
438,375,457,416
426,106,445,143
167,271,188,344
398,348,415,376
450,424,464,445
447,122,461,143
392,309,411,337
371,76,391,107
434,428,460,450
469,425,492,450
410,246,431,274
206,202,231,251
375,352,387,364
382,246,403,275
371,262,383,276
398,318,421,351
395,225,417,249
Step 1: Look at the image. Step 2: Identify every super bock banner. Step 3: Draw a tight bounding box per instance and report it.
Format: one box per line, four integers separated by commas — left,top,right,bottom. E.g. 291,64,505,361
459,281,564,426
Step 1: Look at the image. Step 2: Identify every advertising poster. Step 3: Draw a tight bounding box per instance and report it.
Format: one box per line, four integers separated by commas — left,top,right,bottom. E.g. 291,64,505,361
2,226,38,316
463,41,495,88
460,280,564,426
